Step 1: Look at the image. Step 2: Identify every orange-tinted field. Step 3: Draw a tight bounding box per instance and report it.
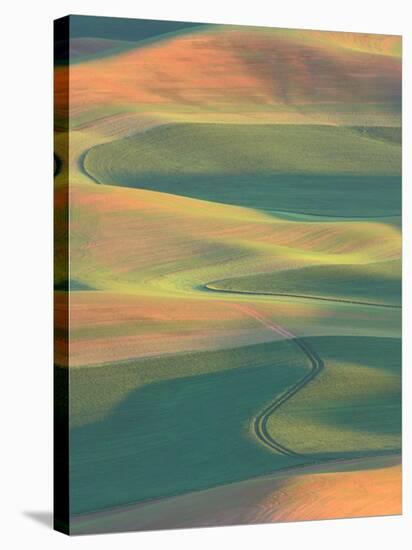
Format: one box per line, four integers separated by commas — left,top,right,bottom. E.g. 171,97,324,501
70,456,401,534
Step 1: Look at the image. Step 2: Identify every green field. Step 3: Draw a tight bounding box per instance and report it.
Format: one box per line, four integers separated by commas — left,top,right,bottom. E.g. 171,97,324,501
267,336,401,457
84,124,401,216
69,340,309,514
208,260,401,306
68,334,401,515
349,126,402,145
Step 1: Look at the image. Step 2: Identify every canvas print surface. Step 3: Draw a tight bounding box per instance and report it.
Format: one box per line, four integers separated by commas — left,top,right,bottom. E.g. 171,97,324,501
54,15,402,535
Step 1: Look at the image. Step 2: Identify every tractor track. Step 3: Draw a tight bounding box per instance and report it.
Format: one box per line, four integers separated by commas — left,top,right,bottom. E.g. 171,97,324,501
235,306,324,458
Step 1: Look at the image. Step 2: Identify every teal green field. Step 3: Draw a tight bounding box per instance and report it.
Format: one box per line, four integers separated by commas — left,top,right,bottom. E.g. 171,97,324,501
84,124,401,216
67,336,400,517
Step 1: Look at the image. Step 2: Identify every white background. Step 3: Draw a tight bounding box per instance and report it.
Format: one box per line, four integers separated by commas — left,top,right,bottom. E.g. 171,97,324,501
1,0,410,548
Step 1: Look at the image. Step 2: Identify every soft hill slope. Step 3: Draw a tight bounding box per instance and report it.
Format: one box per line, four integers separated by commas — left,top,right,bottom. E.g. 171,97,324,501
56,26,401,125
305,30,401,57
84,123,401,216
208,260,401,307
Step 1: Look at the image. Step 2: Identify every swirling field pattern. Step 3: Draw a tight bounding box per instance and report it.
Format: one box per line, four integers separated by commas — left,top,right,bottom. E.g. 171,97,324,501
54,16,402,534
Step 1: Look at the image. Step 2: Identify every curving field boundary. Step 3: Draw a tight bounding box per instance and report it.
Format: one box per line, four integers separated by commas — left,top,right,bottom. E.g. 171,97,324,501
235,305,324,458
206,284,400,309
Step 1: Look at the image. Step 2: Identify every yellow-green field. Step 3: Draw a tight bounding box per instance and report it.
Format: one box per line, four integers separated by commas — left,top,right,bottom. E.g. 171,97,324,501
54,16,402,534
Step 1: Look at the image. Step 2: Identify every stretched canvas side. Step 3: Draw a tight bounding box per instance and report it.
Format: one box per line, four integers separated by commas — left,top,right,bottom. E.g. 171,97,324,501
54,15,70,535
